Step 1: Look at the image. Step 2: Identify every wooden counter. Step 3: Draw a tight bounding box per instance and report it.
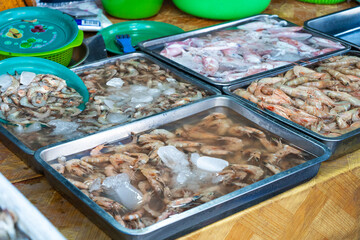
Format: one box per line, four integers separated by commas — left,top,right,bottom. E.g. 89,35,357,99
1,0,360,239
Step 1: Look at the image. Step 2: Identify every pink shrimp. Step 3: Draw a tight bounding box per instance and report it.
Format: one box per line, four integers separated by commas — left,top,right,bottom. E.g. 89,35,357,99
90,144,106,156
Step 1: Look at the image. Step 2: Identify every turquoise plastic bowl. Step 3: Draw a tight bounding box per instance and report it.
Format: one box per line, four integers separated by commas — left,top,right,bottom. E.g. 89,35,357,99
101,0,164,19
172,0,271,20
0,57,89,111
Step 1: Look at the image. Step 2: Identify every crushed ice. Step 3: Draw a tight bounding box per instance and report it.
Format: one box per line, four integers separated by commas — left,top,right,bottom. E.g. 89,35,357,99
48,120,79,135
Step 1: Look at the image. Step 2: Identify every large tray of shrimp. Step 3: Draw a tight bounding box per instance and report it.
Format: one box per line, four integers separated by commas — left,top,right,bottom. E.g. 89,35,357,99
0,173,65,240
224,51,360,159
0,52,219,156
138,14,349,88
34,95,330,240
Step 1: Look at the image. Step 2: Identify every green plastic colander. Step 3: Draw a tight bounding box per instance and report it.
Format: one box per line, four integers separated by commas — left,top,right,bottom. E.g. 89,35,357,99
0,57,89,125
0,7,83,66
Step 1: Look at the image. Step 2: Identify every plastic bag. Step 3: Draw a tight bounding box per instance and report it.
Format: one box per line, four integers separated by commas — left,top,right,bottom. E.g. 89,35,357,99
34,0,112,31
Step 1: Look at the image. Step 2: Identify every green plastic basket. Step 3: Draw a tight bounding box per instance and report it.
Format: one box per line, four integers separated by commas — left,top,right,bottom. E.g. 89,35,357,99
0,7,83,66
297,0,346,4
0,30,84,66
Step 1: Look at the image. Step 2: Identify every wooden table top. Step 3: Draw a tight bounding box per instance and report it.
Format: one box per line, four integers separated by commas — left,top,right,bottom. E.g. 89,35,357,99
1,0,359,239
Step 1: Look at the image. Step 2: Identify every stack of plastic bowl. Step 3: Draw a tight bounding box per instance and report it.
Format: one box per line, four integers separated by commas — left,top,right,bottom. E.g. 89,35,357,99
0,7,83,66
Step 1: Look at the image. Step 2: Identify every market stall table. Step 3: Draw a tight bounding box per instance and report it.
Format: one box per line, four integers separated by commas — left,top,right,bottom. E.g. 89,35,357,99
0,0,359,239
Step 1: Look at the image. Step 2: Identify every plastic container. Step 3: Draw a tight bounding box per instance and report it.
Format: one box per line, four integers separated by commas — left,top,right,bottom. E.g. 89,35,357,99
101,0,164,19
98,21,184,54
0,7,83,66
172,0,271,20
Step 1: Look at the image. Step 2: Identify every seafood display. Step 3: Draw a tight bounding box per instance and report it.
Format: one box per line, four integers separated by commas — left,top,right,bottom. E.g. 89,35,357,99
0,208,30,240
158,16,345,83
233,55,360,137
50,111,313,229
2,57,211,150
0,72,83,125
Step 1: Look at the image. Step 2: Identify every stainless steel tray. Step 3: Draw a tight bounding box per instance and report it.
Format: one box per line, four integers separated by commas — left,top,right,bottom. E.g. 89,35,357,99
224,50,360,160
138,14,350,88
0,52,220,171
304,6,360,50
34,95,331,240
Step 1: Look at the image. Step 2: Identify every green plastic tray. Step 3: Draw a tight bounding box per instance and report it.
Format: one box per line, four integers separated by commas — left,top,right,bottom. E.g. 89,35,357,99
98,21,184,54
0,7,83,66
0,7,79,54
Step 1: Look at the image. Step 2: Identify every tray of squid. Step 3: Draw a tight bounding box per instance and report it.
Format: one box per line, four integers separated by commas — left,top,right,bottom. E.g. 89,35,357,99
138,14,350,88
34,95,330,240
224,51,360,159
0,52,220,167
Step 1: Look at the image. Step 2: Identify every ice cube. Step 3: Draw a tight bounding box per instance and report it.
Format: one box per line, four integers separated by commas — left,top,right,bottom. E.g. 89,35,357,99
163,88,176,95
147,88,161,98
106,78,124,88
89,178,102,192
107,113,128,124
196,156,228,173
24,122,42,133
102,173,143,210
158,146,189,171
13,124,24,134
103,99,115,109
130,85,148,92
176,171,191,185
190,153,200,165
130,95,153,103
0,74,13,92
212,174,224,184
20,71,36,85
